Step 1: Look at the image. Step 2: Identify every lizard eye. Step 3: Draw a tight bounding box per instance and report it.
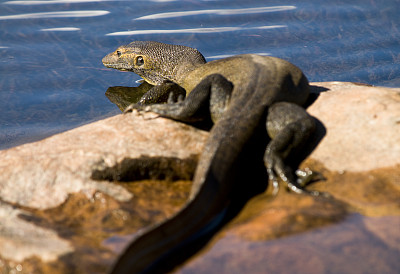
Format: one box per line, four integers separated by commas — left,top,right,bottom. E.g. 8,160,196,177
136,56,144,66
116,51,122,57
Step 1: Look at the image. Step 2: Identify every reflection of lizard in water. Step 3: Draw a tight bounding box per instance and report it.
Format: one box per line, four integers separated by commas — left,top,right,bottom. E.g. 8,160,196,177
102,41,322,273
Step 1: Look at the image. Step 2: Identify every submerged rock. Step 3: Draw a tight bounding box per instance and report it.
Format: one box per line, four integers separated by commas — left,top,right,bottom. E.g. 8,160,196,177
0,82,398,273
0,201,73,262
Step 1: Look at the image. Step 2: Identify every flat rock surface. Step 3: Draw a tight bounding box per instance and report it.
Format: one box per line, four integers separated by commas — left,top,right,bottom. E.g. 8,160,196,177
308,82,400,172
0,82,399,273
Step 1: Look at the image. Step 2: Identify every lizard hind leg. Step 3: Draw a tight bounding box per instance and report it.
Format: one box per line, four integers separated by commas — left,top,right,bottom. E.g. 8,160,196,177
264,102,321,196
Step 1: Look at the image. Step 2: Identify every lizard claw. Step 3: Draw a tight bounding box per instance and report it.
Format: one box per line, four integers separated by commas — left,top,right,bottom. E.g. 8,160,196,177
295,169,330,197
167,92,176,104
265,153,328,197
177,94,185,103
123,103,162,121
123,103,136,114
123,103,150,115
267,167,280,196
295,168,325,187
167,92,185,104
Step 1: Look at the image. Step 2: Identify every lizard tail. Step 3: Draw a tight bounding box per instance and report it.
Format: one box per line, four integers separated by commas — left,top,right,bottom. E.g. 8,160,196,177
109,172,234,274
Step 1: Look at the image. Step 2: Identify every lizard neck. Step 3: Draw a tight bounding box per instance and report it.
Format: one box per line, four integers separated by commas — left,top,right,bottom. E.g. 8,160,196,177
171,61,202,88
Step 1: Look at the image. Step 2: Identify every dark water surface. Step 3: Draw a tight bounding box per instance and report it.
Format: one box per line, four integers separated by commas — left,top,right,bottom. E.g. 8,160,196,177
0,0,399,149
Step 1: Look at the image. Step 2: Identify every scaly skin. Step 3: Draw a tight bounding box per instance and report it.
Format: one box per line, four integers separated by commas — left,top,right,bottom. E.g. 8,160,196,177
102,41,321,273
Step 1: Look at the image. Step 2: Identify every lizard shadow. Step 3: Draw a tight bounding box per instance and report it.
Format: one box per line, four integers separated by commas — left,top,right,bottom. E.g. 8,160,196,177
105,83,214,130
289,84,329,166
307,84,329,108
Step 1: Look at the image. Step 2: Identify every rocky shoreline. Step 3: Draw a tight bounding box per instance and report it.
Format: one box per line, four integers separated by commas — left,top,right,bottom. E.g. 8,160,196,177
0,82,399,273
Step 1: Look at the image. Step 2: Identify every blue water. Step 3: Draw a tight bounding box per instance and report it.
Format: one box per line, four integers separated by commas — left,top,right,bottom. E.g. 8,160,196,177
0,0,399,150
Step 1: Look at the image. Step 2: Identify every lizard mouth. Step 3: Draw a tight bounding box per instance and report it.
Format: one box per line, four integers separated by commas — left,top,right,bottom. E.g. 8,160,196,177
102,62,132,71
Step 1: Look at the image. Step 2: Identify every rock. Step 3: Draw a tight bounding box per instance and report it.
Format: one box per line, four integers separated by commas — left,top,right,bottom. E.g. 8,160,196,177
308,82,400,172
0,82,399,273
0,111,206,269
0,112,207,209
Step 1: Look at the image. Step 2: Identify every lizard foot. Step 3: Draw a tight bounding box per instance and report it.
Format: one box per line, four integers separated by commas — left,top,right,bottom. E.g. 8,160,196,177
265,152,328,197
268,170,324,197
123,103,137,113
124,103,149,114
123,104,161,121
295,168,325,187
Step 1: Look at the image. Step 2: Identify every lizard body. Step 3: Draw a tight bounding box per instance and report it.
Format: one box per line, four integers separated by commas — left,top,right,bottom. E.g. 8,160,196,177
102,41,319,273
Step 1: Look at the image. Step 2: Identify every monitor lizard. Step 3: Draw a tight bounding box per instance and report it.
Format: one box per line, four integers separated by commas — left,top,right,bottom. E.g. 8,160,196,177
102,41,322,273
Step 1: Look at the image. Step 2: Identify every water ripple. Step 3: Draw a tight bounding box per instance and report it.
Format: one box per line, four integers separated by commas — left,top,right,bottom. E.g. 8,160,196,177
106,25,286,36
207,52,270,60
3,0,173,4
4,0,113,4
41,27,81,31
0,10,109,20
135,6,296,20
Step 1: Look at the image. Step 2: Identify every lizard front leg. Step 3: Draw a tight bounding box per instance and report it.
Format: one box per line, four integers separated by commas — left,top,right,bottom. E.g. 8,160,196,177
125,74,233,124
264,102,321,196
136,81,186,105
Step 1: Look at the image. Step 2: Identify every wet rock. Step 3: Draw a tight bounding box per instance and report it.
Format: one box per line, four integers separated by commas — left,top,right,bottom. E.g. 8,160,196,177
177,161,400,273
0,112,206,265
305,161,400,216
178,214,400,274
0,82,399,273
0,201,73,262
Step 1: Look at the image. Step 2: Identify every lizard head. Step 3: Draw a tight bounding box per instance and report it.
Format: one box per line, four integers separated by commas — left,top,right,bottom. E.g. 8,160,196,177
102,41,206,85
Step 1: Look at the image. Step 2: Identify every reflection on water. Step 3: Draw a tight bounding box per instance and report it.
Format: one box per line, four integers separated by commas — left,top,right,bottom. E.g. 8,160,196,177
106,25,286,36
41,27,81,31
135,6,297,20
4,0,115,5
0,10,109,20
207,52,270,60
109,5,292,36
4,0,177,5
105,83,153,111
